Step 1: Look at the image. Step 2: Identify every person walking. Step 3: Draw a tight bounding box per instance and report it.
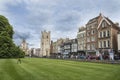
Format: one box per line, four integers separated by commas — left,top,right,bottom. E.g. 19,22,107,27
17,58,21,64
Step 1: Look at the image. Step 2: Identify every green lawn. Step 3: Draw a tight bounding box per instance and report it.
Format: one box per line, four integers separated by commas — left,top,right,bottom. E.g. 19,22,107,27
0,58,120,80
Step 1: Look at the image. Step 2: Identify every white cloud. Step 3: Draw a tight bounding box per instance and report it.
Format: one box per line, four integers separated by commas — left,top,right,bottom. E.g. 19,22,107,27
0,0,120,48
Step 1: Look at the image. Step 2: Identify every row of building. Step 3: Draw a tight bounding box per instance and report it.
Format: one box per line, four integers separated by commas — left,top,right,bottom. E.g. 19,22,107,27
20,13,120,58
51,13,120,57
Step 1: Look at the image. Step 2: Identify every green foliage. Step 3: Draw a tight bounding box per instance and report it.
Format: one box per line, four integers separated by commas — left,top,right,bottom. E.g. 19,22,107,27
0,15,24,58
11,46,25,58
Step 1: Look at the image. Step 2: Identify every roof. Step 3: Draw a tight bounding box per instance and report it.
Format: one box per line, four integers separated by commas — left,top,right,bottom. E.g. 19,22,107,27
86,13,120,30
86,13,104,27
105,17,119,29
97,16,119,30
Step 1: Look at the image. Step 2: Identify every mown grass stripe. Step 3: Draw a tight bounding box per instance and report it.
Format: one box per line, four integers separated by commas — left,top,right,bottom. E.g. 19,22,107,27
0,58,120,80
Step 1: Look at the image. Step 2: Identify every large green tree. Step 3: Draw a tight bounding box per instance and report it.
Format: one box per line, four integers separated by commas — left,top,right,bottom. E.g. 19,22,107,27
0,15,25,58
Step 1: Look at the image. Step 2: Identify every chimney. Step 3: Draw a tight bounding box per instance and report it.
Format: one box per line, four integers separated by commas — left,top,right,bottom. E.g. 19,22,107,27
115,22,119,27
99,13,102,16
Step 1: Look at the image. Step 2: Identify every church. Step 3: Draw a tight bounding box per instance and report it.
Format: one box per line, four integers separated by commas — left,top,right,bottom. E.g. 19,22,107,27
40,30,51,57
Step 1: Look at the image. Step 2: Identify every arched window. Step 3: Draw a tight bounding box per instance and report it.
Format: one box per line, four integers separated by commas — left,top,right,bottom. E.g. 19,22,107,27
102,21,106,28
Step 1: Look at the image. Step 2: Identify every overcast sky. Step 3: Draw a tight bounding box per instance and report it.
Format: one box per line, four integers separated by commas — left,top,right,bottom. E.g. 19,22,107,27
0,0,120,48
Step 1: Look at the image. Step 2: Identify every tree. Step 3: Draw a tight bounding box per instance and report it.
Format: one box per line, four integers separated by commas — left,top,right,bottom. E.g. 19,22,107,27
0,15,25,58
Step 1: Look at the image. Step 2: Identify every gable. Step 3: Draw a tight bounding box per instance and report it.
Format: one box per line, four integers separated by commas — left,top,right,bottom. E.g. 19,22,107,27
97,17,111,29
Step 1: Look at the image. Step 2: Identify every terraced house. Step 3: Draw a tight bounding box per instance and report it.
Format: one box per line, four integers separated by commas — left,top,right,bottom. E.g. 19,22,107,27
77,26,86,55
86,13,119,55
86,13,103,54
97,16,119,54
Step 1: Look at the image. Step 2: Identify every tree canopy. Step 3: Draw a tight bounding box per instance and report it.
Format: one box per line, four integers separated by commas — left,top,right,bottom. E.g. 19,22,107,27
0,15,25,58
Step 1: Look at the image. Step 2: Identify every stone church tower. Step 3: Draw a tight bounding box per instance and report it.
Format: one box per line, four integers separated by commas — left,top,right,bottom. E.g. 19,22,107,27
20,39,29,55
41,30,51,57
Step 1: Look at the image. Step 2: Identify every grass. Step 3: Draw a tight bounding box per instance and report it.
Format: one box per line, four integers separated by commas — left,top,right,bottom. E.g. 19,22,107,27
0,58,120,80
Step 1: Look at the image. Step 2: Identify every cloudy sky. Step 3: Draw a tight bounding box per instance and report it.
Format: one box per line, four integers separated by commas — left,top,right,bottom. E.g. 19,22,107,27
0,0,120,48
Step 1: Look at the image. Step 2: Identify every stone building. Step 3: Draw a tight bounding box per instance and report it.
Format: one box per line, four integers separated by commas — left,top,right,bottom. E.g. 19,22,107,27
117,30,120,53
63,39,71,55
35,48,40,57
86,13,104,55
52,38,67,54
58,38,78,58
29,48,35,57
71,39,78,54
77,26,86,54
50,41,53,54
29,48,40,57
40,30,51,57
86,13,119,55
52,42,57,54
20,39,29,55
97,15,119,54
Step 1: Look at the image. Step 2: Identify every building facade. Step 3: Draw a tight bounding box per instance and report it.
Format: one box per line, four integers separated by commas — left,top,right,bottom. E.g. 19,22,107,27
77,26,86,54
63,40,71,55
41,30,51,57
86,13,103,55
117,31,120,53
52,38,67,54
20,39,29,55
29,48,40,57
52,42,57,54
71,39,78,54
85,13,119,55
97,15,119,54
35,48,40,57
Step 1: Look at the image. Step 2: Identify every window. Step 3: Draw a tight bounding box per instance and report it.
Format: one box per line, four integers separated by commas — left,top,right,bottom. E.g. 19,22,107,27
87,32,90,36
47,36,48,38
99,42,100,48
108,40,110,47
104,41,106,48
87,37,90,42
100,32,102,38
91,44,95,50
91,36,95,41
87,44,90,50
103,31,106,37
102,21,106,28
93,30,95,34
100,41,102,48
91,30,95,35
106,30,107,37
102,31,104,37
107,30,110,37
